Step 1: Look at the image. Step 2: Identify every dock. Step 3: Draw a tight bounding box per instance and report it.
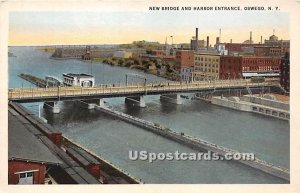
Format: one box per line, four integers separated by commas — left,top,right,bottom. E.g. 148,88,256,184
18,73,47,88
211,95,289,120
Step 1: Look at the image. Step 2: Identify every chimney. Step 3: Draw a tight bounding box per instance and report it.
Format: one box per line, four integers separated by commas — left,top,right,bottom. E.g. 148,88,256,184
216,37,220,44
250,31,252,44
207,36,209,49
260,36,262,44
230,39,232,43
195,28,199,50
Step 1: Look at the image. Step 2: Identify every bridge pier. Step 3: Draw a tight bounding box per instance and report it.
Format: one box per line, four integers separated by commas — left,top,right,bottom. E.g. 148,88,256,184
160,94,182,105
44,101,60,113
80,98,106,109
125,96,146,107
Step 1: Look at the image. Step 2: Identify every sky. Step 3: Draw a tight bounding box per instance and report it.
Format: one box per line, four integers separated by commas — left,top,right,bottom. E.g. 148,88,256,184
9,11,289,46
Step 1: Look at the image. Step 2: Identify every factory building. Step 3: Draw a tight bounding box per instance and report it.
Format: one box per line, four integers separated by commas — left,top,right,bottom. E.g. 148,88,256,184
193,53,220,81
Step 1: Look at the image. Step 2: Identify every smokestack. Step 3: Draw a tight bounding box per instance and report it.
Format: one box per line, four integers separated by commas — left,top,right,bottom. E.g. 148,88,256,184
207,36,209,49
216,37,220,44
250,31,252,44
230,39,232,43
194,28,199,50
260,36,262,44
219,28,222,43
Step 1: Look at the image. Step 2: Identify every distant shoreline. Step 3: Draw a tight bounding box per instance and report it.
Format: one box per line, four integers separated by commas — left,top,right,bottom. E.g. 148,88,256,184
50,56,175,81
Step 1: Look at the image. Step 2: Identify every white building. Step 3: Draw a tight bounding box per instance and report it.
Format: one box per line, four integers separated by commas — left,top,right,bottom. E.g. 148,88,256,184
63,73,95,87
215,44,228,55
180,67,193,82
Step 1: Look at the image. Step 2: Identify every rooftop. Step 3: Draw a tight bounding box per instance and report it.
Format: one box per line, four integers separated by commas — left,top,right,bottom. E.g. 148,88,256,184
8,109,63,165
63,73,94,78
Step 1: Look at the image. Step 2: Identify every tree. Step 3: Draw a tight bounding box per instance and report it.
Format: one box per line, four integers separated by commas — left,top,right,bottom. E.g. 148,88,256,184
133,58,141,65
118,59,125,66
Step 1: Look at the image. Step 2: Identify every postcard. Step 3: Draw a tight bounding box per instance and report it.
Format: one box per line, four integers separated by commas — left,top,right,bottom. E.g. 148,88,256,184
1,0,300,193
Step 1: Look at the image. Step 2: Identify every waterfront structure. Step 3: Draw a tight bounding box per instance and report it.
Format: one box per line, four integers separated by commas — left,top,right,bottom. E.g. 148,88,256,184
193,53,220,81
63,73,95,87
219,56,242,79
8,111,62,184
211,94,289,120
280,52,290,92
96,103,289,181
176,50,194,82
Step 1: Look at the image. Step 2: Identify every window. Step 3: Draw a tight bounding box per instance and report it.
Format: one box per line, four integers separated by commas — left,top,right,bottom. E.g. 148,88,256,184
18,171,35,184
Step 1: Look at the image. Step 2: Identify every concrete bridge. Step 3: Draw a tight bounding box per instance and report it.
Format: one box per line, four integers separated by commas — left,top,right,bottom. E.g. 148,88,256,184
8,80,279,113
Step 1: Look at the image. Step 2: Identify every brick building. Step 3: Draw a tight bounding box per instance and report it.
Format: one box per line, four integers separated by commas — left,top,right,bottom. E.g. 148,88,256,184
225,43,260,55
254,46,282,57
241,57,281,73
151,50,166,56
264,34,290,56
280,53,290,92
8,111,62,184
176,50,194,82
219,56,242,79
